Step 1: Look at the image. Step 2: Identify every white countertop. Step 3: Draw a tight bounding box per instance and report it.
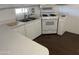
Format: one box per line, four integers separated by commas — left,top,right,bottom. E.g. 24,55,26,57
0,25,49,55
8,19,41,29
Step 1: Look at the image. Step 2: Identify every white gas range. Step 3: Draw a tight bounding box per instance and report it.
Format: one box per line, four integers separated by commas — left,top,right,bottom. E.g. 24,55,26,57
41,13,59,34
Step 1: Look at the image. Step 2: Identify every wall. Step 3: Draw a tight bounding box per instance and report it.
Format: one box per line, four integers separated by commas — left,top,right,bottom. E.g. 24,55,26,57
66,15,79,34
56,4,79,34
16,5,40,20
28,6,40,18
0,9,16,25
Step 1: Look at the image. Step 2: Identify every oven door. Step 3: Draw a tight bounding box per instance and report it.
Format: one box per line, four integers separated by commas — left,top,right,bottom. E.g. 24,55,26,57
42,19,58,34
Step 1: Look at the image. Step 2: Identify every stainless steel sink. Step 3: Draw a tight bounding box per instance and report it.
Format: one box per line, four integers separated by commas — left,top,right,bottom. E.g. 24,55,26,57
28,17,37,20
19,19,30,22
18,17,37,22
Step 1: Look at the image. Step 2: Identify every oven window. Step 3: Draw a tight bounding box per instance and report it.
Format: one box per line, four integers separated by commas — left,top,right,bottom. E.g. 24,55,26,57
46,21,54,25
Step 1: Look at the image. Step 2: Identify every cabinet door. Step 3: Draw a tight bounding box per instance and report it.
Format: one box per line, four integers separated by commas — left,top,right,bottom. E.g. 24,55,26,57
25,20,41,40
13,25,25,35
58,19,65,35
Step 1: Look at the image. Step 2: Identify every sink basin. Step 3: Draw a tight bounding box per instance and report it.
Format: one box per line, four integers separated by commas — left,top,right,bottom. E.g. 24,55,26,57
28,17,37,20
19,19,30,22
18,17,37,22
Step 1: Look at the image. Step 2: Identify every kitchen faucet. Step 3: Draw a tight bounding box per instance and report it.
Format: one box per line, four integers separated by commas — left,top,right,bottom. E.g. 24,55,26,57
24,13,32,19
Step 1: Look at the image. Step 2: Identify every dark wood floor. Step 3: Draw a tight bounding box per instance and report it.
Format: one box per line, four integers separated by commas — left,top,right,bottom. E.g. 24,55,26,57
34,32,79,55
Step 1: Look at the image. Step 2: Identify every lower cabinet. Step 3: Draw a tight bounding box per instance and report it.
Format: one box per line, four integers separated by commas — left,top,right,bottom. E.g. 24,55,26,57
25,19,41,40
13,19,41,40
57,16,67,35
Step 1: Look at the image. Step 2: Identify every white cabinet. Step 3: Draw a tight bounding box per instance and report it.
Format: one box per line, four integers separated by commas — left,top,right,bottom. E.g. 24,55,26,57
25,19,41,40
57,16,67,35
13,19,41,40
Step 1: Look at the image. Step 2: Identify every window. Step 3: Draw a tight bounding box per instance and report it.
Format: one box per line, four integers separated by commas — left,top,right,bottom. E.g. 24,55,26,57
24,8,28,13
15,8,28,14
15,8,23,14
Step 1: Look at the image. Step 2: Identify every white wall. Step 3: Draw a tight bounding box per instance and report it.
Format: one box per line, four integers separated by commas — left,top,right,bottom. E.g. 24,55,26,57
28,6,40,17
65,15,79,34
0,9,16,25
56,4,79,34
16,6,40,20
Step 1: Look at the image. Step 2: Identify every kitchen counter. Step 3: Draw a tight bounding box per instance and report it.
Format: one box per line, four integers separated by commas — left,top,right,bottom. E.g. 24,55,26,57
0,25,49,55
7,18,41,29
8,22,25,29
